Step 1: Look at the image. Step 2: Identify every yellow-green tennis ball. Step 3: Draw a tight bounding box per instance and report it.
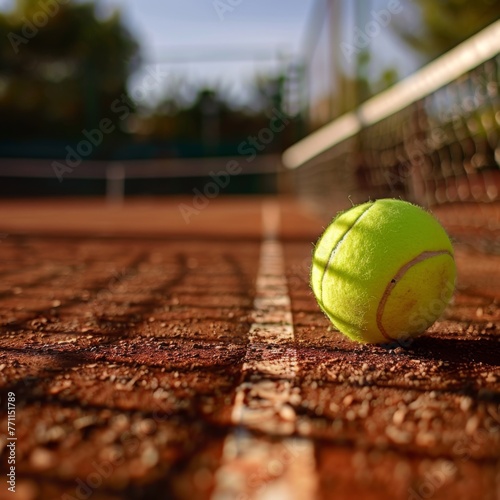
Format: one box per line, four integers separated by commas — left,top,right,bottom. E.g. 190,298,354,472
311,199,456,344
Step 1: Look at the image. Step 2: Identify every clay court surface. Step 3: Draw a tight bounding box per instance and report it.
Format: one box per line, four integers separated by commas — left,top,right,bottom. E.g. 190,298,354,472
0,196,499,500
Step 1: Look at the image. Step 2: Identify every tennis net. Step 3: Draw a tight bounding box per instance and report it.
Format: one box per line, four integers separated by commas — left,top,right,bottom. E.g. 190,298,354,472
283,21,500,217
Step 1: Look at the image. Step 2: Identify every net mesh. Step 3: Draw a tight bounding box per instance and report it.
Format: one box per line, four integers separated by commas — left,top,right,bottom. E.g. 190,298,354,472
292,52,500,216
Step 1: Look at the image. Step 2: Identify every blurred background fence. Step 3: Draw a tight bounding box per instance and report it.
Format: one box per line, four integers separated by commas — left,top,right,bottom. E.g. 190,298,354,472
0,0,499,203
0,0,306,197
0,155,282,199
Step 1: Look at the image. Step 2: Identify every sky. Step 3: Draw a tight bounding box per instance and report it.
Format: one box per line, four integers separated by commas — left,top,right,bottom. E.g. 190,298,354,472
0,0,420,107
98,0,316,106
108,0,419,106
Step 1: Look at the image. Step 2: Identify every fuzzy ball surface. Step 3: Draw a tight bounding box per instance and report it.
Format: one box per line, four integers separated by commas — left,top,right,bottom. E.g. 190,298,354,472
311,199,456,344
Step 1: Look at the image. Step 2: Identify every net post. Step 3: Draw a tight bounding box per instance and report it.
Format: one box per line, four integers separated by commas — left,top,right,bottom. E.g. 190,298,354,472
106,162,125,206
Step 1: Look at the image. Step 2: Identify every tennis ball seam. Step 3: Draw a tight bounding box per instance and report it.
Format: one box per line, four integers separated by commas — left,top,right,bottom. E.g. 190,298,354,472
376,249,454,341
311,199,456,343
318,202,375,307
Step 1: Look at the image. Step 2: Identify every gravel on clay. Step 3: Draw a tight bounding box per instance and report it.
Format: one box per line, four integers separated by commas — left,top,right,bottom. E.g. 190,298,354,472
0,196,498,500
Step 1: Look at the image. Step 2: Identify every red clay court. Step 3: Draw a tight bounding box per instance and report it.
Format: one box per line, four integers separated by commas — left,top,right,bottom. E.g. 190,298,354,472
2,4,500,500
0,196,498,500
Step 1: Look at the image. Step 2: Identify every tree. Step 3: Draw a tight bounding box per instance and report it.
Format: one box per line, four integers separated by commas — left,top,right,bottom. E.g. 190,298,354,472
0,0,139,140
131,73,302,156
393,0,500,61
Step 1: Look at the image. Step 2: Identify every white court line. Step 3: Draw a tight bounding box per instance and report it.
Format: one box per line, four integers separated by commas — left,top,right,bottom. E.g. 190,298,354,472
212,201,317,500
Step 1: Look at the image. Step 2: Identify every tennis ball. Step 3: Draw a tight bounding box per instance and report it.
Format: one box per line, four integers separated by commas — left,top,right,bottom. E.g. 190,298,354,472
311,199,456,344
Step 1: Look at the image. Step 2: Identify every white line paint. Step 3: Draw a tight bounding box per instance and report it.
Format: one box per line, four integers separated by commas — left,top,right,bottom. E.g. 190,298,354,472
212,201,317,500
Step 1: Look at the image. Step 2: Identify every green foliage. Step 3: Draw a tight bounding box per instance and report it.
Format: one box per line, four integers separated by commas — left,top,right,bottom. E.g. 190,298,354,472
133,72,301,152
0,0,139,139
0,1,299,151
394,0,500,60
